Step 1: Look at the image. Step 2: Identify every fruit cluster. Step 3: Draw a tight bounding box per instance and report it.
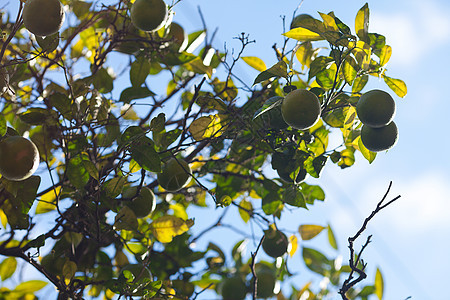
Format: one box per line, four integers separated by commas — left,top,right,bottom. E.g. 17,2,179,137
356,90,399,152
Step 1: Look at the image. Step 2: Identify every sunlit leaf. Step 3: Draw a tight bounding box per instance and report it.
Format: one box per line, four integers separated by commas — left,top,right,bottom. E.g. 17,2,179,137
299,225,325,240
327,224,338,250
289,235,298,257
355,3,369,42
375,267,384,299
302,247,331,276
0,114,6,136
35,186,62,214
241,56,267,72
343,56,358,84
355,135,377,163
383,75,407,98
150,216,194,243
15,280,48,293
189,114,229,141
63,261,77,281
238,198,252,223
0,257,17,280
283,28,323,42
379,45,392,66
352,75,368,93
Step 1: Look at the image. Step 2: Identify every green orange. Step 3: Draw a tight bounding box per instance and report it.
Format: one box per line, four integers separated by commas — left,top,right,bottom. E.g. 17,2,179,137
122,186,156,218
130,0,168,32
356,89,396,128
281,89,321,130
0,136,40,181
23,0,65,36
220,276,247,300
262,230,289,258
157,158,191,192
360,122,398,152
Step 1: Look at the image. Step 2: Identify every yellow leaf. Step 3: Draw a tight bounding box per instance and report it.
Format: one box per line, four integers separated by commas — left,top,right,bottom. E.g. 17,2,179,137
238,198,252,223
170,203,188,220
375,267,384,299
241,56,267,72
35,186,62,214
319,12,339,32
383,75,407,98
128,159,142,173
379,45,392,66
150,216,193,243
0,209,8,229
189,114,229,141
299,224,325,240
283,28,324,42
289,235,298,257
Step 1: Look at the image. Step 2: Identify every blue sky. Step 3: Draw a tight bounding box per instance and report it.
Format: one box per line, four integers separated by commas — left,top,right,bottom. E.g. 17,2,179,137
2,0,450,299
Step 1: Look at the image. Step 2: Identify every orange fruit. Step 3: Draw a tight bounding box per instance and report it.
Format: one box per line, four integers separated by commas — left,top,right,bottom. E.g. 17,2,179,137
356,89,396,128
130,0,168,32
23,0,65,36
281,89,321,130
262,230,289,258
0,136,40,181
220,276,247,300
122,186,156,218
157,158,191,192
360,122,398,152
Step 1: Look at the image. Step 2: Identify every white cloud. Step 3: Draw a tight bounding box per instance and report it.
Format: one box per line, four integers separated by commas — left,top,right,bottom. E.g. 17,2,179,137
371,0,450,67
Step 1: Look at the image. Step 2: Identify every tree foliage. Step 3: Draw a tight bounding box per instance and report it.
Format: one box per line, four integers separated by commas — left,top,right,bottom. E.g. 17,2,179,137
0,1,406,299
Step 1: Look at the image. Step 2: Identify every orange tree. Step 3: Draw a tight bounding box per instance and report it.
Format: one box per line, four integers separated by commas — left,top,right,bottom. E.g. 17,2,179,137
0,1,406,299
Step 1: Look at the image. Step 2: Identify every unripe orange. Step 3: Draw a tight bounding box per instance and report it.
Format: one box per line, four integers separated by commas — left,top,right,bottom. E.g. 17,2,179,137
130,0,168,32
281,89,321,130
0,136,40,181
23,0,65,36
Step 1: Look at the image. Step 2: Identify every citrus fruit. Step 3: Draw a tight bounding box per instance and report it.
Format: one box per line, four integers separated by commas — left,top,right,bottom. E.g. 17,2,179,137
157,158,191,192
22,0,65,37
220,276,247,300
356,89,396,128
0,68,9,96
167,22,188,51
360,122,398,152
281,89,321,130
262,230,289,258
290,14,314,29
122,186,156,218
0,136,40,181
130,0,168,32
256,268,276,298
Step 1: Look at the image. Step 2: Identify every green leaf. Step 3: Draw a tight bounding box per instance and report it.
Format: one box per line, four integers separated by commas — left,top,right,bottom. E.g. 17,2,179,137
308,56,334,81
316,63,337,90
262,192,282,215
355,3,370,42
0,113,6,136
103,176,126,198
114,206,138,231
352,74,369,93
130,136,161,173
67,156,90,189
26,234,46,250
14,280,48,293
283,186,306,208
295,42,315,70
383,75,407,98
49,92,73,120
185,57,213,78
19,108,55,125
338,148,355,168
300,183,325,204
92,68,113,93
241,56,267,72
304,155,327,178
36,32,59,53
62,261,77,280
0,257,17,280
150,113,165,134
302,247,331,276
130,56,150,87
343,56,359,84
327,224,338,250
299,225,325,240
82,159,99,181
375,268,384,299
283,27,324,42
253,61,288,86
252,96,283,120
356,136,377,163
150,216,193,243
119,86,155,104
238,198,252,223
